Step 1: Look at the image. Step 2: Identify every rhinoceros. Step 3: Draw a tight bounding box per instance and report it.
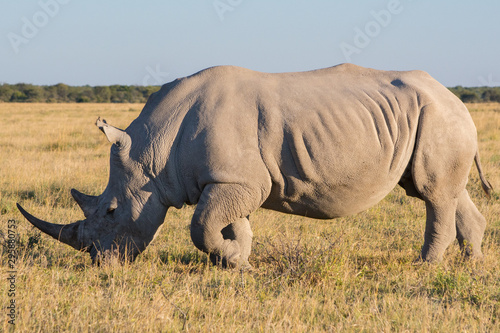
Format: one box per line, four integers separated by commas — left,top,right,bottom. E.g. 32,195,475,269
17,64,492,267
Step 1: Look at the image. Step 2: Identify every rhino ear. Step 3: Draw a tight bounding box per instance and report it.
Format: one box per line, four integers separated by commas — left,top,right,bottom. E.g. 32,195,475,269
71,189,98,218
95,117,131,148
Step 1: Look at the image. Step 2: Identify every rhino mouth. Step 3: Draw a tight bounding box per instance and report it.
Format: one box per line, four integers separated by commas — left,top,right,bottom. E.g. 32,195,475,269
88,241,141,265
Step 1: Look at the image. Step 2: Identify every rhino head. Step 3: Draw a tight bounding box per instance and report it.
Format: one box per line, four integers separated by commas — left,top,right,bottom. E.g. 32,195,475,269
17,118,169,263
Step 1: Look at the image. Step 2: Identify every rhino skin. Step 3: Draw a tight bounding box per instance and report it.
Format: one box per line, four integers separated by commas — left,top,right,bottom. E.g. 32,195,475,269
17,64,492,267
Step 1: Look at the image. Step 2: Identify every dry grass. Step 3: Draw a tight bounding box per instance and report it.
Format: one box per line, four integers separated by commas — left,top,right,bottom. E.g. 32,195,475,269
1,102,499,332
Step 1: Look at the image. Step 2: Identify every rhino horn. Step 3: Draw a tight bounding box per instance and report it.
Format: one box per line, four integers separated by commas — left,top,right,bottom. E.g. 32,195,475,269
71,188,98,217
16,203,84,251
95,117,131,147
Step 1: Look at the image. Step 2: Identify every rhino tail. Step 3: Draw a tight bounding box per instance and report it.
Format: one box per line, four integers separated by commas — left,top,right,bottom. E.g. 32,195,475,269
474,150,493,199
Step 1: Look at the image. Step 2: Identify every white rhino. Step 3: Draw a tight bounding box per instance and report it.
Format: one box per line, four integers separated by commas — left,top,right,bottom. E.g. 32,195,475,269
18,64,492,267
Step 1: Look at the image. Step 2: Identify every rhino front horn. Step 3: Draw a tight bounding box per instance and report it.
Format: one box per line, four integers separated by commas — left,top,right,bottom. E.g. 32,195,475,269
16,203,84,251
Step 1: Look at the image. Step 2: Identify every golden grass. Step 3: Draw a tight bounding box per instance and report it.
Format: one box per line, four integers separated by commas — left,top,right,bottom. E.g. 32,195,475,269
1,102,499,332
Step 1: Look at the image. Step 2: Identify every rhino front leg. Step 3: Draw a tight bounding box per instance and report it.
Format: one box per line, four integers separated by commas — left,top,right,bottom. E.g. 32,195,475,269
217,217,253,268
190,183,260,268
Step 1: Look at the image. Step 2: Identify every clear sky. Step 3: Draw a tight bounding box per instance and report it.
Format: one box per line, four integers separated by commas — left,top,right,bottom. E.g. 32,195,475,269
1,0,499,87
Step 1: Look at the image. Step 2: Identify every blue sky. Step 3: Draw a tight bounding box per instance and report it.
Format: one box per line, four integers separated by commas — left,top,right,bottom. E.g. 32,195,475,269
1,0,499,87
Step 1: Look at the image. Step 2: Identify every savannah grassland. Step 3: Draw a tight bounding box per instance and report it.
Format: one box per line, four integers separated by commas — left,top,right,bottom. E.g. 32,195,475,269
0,102,499,332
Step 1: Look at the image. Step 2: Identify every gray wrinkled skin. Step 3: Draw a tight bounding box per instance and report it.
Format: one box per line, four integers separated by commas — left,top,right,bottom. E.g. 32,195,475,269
18,64,492,267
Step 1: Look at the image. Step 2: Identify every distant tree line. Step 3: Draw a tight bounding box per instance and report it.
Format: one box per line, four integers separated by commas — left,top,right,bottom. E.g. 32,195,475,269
0,83,160,103
0,83,499,104
448,86,500,103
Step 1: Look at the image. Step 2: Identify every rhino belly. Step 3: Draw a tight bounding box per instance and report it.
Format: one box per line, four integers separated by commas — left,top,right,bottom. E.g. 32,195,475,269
261,169,402,219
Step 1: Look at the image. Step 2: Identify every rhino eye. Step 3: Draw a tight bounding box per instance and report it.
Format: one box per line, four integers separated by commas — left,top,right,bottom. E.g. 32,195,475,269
106,207,116,217
106,199,118,217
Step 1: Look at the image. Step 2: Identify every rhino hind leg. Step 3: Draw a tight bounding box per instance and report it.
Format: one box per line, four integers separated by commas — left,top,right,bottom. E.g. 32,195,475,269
420,198,459,262
399,163,477,261
190,183,261,268
410,103,480,262
455,190,486,259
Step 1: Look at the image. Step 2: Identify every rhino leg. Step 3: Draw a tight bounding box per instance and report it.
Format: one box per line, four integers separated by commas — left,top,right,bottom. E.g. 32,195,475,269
190,183,261,268
420,198,458,262
411,103,478,262
218,217,253,269
455,190,486,259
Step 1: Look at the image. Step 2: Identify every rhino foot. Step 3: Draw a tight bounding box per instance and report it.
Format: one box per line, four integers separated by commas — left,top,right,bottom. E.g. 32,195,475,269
210,252,254,270
210,254,241,269
207,239,240,268
209,239,256,269
239,260,253,271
